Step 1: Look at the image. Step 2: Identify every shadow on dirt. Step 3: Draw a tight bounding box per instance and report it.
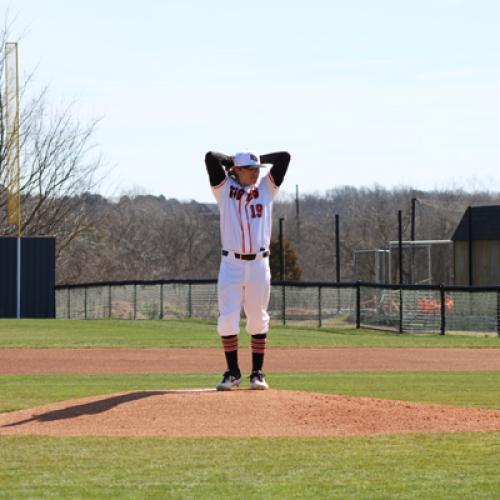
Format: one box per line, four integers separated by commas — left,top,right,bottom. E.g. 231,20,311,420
2,389,216,428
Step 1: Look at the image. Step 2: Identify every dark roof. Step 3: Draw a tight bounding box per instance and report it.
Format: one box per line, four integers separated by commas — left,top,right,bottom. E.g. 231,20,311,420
452,205,500,241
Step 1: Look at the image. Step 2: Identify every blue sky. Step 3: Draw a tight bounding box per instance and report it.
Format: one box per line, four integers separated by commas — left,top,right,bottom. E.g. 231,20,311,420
4,0,500,202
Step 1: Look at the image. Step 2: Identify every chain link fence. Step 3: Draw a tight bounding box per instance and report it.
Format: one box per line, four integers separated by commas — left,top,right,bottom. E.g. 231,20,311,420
55,280,500,335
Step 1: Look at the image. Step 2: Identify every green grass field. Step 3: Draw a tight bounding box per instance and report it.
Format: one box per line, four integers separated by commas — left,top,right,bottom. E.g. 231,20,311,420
1,433,499,499
0,319,499,498
0,319,499,348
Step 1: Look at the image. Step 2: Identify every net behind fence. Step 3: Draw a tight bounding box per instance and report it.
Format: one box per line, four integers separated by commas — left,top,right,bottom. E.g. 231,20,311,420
136,284,162,319
87,286,109,319
359,287,400,331
55,281,500,335
402,289,442,334
319,287,356,327
267,285,356,327
446,291,497,333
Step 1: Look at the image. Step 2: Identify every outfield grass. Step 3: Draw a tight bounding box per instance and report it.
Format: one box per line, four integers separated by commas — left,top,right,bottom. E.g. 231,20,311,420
0,319,498,348
1,371,499,414
1,433,499,498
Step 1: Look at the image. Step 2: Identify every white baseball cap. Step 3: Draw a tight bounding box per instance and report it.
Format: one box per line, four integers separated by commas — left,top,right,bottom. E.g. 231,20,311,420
233,150,270,169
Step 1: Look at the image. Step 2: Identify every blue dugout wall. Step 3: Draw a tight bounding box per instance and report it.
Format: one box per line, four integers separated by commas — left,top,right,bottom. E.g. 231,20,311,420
0,237,55,318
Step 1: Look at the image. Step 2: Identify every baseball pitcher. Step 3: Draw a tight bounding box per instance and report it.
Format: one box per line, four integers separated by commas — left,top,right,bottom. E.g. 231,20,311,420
205,149,290,390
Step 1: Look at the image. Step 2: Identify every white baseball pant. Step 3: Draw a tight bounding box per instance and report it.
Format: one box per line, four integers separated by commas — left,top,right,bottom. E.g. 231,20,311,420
217,255,271,336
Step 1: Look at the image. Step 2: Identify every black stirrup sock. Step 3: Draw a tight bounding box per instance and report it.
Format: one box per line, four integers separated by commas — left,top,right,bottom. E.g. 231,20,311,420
251,333,267,372
221,335,240,375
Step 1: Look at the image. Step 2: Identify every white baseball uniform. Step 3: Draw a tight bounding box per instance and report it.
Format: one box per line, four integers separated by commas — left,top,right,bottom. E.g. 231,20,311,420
211,173,279,336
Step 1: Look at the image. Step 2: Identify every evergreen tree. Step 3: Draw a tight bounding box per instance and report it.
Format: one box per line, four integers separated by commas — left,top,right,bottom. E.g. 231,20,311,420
269,239,302,281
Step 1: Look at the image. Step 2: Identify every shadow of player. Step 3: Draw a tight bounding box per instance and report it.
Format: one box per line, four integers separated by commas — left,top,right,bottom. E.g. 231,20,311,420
2,390,170,428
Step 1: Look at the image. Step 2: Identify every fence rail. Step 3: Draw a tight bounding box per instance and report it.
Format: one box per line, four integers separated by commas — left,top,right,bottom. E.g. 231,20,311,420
55,280,500,336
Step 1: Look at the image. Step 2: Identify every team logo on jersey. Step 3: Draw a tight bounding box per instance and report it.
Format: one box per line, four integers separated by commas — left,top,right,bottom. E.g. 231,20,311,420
247,188,259,202
229,186,245,200
229,186,260,201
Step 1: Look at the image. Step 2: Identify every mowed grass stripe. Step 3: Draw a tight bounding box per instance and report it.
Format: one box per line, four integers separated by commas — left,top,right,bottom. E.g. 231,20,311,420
1,433,499,498
0,319,499,348
1,371,499,413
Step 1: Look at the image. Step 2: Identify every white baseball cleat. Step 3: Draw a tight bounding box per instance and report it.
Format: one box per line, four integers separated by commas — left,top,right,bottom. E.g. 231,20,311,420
249,370,269,390
216,371,242,391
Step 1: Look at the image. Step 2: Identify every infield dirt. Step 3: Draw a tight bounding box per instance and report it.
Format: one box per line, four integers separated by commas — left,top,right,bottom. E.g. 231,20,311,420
1,347,499,437
1,347,499,374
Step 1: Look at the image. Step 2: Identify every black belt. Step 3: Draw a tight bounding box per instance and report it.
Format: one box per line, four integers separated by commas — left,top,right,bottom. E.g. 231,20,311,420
222,250,270,261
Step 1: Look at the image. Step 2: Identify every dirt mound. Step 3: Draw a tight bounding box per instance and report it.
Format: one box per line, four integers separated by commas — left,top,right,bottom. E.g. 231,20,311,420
1,389,500,437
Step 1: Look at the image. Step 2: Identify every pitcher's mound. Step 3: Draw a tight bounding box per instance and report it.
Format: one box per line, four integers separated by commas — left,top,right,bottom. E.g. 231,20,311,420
1,389,500,437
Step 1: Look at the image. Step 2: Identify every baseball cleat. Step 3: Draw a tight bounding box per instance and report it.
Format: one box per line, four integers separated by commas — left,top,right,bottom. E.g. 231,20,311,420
216,370,242,391
249,370,269,390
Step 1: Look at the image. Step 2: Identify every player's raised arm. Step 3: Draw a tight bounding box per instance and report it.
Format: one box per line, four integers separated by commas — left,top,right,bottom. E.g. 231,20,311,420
205,151,233,187
260,151,291,186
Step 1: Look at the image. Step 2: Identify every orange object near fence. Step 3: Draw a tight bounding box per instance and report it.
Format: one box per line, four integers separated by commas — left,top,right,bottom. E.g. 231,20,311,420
417,295,454,314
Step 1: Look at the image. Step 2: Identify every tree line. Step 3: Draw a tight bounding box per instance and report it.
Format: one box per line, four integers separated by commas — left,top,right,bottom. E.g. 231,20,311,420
1,186,497,285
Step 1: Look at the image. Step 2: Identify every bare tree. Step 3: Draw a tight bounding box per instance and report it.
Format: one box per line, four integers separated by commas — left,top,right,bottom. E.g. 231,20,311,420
0,22,104,258
48,185,500,284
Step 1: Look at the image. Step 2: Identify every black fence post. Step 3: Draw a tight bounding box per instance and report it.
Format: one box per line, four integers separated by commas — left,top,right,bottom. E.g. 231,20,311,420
282,283,286,326
108,285,112,319
398,210,404,334
356,282,361,329
335,214,341,314
160,283,164,319
440,285,446,335
67,288,71,319
279,218,285,281
398,210,403,285
133,284,137,320
279,218,286,326
318,285,322,328
188,282,192,319
410,197,417,284
335,214,340,282
399,287,403,333
84,286,88,320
